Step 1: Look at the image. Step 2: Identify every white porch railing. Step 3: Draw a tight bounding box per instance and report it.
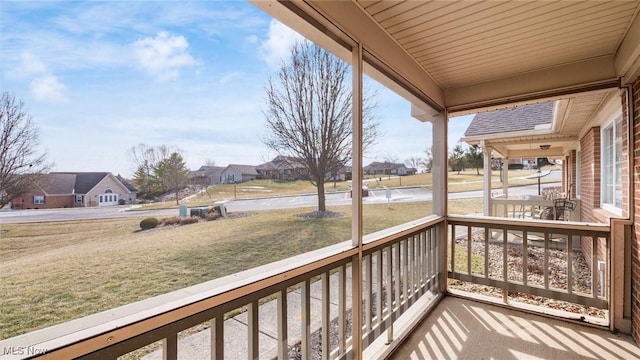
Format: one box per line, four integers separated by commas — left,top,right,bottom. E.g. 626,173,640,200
447,215,609,311
0,216,445,360
491,198,582,221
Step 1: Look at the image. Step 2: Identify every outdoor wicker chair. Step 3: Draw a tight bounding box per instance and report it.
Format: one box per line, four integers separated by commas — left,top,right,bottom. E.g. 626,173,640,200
539,198,576,220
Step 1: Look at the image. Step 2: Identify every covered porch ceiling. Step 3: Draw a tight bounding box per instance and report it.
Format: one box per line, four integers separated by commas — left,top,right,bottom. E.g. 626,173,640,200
253,0,640,123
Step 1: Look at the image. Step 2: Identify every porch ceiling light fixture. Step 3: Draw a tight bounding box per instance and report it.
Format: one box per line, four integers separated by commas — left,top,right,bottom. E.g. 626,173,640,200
539,144,551,150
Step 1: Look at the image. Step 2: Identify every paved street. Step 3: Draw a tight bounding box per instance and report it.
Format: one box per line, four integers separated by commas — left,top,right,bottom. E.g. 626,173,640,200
0,176,561,224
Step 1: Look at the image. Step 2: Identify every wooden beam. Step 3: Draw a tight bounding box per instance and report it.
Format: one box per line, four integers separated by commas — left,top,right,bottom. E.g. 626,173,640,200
446,57,619,113
615,11,640,84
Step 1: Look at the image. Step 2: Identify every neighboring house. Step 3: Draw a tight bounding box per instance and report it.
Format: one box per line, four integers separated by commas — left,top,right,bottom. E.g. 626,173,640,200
364,162,412,176
256,155,310,181
12,172,137,209
326,165,352,182
189,165,225,186
257,155,351,182
220,165,259,184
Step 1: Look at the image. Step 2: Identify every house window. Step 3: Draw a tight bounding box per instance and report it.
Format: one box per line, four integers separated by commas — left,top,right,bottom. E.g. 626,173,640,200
601,115,623,214
33,195,45,204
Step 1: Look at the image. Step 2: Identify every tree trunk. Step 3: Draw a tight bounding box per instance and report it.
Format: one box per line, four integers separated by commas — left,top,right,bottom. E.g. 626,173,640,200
317,180,326,212
175,189,180,205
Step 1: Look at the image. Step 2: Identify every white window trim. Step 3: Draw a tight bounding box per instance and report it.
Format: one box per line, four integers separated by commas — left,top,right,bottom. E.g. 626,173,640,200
600,115,623,216
573,148,582,199
575,150,581,199
33,195,45,205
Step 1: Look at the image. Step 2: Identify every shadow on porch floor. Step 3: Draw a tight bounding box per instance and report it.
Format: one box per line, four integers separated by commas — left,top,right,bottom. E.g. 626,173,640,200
389,296,640,360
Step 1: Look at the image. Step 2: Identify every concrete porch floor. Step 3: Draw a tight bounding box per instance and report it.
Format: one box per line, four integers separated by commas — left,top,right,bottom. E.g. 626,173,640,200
389,296,640,360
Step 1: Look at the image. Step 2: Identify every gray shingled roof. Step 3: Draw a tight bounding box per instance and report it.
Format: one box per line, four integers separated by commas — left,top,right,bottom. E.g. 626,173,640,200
52,172,109,194
364,162,408,171
256,155,306,171
227,165,258,176
464,102,554,137
40,173,77,194
116,175,138,192
42,172,136,195
191,166,224,178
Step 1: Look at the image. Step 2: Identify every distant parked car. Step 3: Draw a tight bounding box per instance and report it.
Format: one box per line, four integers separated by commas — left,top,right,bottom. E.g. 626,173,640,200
350,181,369,197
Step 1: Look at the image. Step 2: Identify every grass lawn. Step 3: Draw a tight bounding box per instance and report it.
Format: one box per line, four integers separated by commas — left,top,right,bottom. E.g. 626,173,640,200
0,198,482,339
140,168,559,210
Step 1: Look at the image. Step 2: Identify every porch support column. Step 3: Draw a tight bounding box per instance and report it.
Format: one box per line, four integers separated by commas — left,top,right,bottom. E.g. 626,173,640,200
430,111,448,293
431,112,448,216
482,142,492,216
351,42,363,360
502,157,509,198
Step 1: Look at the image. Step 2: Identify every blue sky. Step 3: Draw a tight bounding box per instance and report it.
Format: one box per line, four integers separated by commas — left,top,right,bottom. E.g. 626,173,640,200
1,1,472,177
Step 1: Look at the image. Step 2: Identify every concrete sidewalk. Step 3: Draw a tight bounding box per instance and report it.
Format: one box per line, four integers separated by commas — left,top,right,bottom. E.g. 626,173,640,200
142,269,356,360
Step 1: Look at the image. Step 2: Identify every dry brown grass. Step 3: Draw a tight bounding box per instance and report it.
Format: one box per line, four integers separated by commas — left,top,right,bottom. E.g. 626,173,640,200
141,170,556,211
0,198,482,339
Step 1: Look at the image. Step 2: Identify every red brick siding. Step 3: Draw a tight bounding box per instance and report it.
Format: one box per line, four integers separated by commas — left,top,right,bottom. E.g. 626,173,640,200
623,92,630,219
580,127,601,223
631,76,640,343
582,90,631,288
13,193,74,209
569,150,577,198
580,128,601,266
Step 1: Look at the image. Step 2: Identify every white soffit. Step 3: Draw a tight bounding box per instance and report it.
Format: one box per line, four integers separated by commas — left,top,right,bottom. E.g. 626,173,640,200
254,1,639,117
357,0,639,110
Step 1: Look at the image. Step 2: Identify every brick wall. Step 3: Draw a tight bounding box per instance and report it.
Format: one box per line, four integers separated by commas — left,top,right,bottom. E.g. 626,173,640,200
580,127,601,223
569,150,577,198
14,193,74,209
631,76,640,343
579,127,601,266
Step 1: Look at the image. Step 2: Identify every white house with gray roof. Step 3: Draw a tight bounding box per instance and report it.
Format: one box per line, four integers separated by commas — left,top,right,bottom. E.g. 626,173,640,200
220,164,259,184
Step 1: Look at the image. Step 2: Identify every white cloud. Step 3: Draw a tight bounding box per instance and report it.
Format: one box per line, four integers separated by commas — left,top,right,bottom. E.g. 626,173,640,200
132,32,196,81
16,52,67,102
31,74,67,103
219,72,242,84
18,52,47,76
259,20,304,69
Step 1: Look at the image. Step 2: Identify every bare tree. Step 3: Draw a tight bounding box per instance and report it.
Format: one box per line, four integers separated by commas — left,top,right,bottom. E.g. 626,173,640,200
263,40,379,213
423,147,433,172
382,153,399,179
405,157,422,172
0,92,50,208
204,158,216,166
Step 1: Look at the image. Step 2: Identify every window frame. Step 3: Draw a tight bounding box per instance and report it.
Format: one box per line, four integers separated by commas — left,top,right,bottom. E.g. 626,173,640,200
600,114,623,215
575,150,581,199
33,195,45,205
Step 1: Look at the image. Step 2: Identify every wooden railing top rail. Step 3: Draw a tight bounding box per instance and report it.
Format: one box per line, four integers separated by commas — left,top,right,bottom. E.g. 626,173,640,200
491,198,554,205
448,214,610,234
0,215,446,360
363,215,444,252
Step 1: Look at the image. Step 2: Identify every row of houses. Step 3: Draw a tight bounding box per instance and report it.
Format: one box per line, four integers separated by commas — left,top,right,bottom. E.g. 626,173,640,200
189,156,417,186
9,159,417,210
11,172,137,210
